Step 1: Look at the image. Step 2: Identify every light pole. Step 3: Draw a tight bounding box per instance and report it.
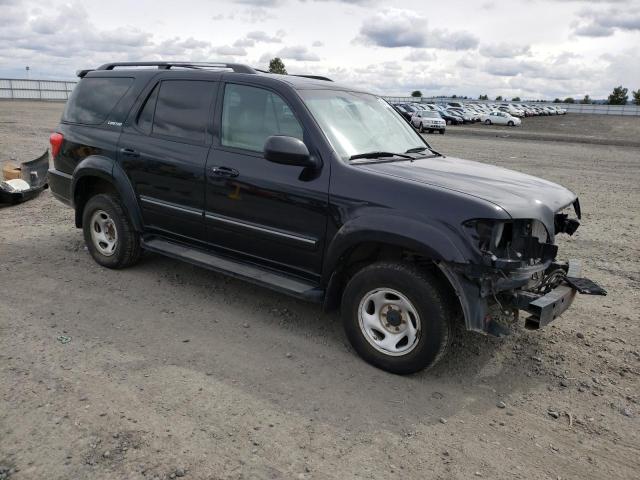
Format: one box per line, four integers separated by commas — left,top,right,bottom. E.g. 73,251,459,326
26,66,30,80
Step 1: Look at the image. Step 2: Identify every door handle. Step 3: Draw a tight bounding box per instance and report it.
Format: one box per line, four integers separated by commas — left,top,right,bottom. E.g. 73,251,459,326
210,166,239,178
120,147,140,158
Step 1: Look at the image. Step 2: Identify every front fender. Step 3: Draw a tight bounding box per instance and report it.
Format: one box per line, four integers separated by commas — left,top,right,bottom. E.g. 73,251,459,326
72,155,143,231
322,214,469,282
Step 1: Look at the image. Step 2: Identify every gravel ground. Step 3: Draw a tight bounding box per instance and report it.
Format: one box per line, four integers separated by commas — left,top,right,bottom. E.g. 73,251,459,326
1,101,639,480
444,114,640,147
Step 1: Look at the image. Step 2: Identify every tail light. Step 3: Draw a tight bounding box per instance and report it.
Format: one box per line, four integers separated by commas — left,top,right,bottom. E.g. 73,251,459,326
49,132,64,159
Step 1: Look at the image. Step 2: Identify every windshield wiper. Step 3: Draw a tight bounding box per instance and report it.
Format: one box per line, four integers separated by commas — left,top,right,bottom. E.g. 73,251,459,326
405,146,428,153
349,151,414,161
406,145,443,157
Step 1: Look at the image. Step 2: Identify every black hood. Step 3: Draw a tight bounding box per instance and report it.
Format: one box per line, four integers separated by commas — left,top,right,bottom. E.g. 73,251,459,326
360,155,577,235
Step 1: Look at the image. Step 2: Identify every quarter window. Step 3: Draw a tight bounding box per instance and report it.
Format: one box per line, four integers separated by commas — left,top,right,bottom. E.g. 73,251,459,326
151,80,214,143
62,77,133,125
221,84,303,152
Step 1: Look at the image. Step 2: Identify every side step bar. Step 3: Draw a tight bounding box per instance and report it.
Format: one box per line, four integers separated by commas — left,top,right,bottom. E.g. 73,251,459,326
141,237,324,302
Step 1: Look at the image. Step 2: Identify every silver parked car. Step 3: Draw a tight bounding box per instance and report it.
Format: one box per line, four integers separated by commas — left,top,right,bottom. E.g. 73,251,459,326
411,110,446,134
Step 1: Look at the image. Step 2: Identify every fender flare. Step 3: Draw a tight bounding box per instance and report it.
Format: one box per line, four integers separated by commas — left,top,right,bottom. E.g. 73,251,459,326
323,214,468,281
71,155,143,231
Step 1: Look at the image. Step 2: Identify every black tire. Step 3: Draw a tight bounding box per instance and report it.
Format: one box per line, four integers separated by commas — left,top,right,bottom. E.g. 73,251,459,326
341,262,452,374
485,119,491,125
82,193,141,269
419,122,424,133
446,119,451,125
508,120,514,126
439,129,445,135
428,129,433,134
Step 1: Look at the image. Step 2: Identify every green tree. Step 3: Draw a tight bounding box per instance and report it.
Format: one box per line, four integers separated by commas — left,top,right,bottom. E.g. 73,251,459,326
564,97,575,104
268,57,287,75
553,98,562,103
478,94,488,100
581,95,592,104
511,96,521,101
607,85,628,105
495,95,502,101
632,89,640,105
411,90,422,98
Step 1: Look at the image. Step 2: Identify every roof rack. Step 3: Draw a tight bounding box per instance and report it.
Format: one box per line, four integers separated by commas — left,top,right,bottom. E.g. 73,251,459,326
290,74,333,82
77,62,257,77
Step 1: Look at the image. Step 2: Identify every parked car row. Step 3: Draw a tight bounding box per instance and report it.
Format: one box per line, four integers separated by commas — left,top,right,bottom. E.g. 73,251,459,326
391,101,567,131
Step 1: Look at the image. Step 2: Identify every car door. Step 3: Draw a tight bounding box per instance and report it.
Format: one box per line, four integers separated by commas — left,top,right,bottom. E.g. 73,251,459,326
204,81,329,277
119,78,217,242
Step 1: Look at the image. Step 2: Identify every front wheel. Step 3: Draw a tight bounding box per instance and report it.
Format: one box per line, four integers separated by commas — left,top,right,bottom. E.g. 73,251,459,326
508,120,514,126
82,193,141,269
484,119,491,125
419,122,424,133
439,129,445,135
341,262,452,374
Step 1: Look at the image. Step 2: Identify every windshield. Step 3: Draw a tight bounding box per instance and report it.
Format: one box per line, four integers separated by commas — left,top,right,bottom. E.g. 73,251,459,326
300,90,424,160
423,111,440,118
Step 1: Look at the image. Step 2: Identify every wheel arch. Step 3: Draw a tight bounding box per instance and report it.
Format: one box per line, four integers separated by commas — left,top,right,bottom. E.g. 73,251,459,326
322,216,469,317
71,155,143,231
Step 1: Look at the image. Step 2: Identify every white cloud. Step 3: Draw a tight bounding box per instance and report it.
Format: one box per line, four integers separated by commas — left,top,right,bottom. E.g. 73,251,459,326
356,8,478,50
0,0,639,99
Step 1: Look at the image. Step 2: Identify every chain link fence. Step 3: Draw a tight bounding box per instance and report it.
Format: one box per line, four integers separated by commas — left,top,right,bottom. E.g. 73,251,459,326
383,96,640,116
0,78,76,101
1,79,639,115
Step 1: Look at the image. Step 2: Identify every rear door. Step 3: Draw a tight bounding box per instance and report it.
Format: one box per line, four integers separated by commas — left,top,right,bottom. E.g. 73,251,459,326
204,81,330,277
119,78,218,242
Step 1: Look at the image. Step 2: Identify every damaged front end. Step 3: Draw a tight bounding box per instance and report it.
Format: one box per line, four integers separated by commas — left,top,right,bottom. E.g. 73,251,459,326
439,199,606,336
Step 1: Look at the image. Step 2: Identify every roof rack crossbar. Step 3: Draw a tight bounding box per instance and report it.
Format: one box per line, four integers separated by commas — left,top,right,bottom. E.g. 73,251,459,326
95,62,257,74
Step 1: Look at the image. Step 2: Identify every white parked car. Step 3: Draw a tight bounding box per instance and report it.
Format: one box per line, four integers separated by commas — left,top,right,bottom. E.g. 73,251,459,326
481,111,521,126
411,110,446,134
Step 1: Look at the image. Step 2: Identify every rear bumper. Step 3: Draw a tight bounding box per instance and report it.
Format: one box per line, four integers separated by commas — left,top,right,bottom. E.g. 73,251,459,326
48,168,73,206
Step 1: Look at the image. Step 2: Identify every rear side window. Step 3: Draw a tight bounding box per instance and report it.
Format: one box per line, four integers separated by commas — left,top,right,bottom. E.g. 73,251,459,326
151,80,214,143
62,77,133,125
221,84,303,152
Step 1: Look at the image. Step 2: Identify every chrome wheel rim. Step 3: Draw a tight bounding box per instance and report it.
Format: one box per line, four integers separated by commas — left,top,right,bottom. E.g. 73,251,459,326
90,209,118,257
358,288,421,356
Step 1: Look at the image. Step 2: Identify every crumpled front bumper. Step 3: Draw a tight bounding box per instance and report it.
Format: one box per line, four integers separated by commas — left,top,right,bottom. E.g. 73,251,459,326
438,258,605,336
511,260,581,330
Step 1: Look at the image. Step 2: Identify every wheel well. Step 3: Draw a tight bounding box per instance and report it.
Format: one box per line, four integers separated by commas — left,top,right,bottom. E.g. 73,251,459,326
74,176,117,228
323,242,462,321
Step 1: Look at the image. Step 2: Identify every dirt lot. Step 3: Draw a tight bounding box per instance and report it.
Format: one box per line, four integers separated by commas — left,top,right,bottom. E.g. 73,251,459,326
447,113,640,148
1,101,639,480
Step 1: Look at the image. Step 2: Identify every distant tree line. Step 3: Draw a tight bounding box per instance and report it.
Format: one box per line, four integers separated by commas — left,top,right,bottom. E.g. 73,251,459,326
408,86,640,105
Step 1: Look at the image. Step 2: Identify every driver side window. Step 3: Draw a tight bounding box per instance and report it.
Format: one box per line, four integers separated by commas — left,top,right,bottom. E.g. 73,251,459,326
221,83,303,153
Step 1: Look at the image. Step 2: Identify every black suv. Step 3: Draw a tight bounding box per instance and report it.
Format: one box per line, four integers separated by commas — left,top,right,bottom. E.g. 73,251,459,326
48,62,603,374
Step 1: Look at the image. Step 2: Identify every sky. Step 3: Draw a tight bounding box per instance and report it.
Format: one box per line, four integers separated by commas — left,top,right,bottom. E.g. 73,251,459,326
1,0,639,99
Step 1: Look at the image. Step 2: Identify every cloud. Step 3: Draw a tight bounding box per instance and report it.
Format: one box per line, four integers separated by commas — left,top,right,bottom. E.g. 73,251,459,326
356,8,478,50
233,0,283,6
246,30,283,42
404,49,436,62
312,40,324,47
213,45,248,56
572,7,640,37
479,43,530,58
276,45,320,61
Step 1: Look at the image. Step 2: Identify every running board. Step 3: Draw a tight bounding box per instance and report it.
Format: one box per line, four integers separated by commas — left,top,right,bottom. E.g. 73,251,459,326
141,237,324,302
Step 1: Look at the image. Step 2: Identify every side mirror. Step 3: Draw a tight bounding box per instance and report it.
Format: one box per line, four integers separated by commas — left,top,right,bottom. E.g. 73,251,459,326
264,136,318,169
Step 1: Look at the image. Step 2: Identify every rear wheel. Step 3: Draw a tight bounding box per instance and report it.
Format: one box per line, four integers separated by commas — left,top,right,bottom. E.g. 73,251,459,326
508,120,514,126
341,262,452,374
82,193,141,269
